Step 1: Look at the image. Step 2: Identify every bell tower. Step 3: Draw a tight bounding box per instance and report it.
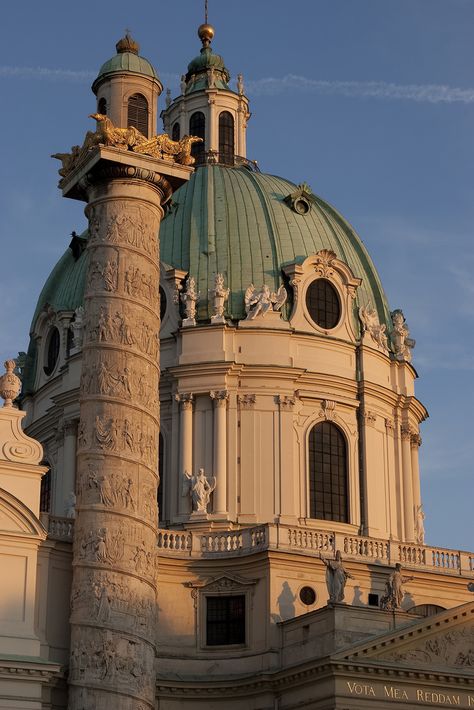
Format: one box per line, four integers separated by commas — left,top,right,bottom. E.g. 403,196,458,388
92,33,163,137
161,24,250,163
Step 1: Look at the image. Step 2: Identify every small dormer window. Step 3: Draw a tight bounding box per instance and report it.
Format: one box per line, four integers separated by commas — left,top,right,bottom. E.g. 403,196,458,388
128,93,149,137
306,278,340,330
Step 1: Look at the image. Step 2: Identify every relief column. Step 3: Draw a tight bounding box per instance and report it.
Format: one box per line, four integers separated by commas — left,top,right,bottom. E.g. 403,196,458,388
58,147,191,710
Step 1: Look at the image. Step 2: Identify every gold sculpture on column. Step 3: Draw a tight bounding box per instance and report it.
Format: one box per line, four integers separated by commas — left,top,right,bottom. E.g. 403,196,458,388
52,114,202,185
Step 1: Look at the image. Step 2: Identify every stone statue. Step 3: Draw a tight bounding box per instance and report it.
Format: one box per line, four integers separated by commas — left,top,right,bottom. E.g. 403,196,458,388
71,306,85,350
359,302,389,352
207,66,216,88
390,309,415,362
0,360,21,407
65,491,77,518
183,468,216,513
244,283,287,320
180,74,187,94
415,504,426,545
209,273,230,324
165,88,171,108
237,73,244,95
380,563,414,610
180,276,200,327
320,550,354,603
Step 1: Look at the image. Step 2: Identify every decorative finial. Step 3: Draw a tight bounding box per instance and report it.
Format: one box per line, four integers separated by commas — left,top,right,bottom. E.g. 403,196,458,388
0,360,21,407
116,30,140,55
198,2,214,50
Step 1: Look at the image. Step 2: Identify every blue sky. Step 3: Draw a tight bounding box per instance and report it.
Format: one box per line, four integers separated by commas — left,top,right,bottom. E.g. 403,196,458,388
0,1,472,551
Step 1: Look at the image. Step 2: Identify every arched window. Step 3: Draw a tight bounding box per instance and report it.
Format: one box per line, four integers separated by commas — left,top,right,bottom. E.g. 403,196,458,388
128,93,149,137
306,278,341,330
98,97,107,115
309,422,348,522
218,111,234,165
408,604,446,617
172,122,181,142
189,111,205,163
40,465,51,513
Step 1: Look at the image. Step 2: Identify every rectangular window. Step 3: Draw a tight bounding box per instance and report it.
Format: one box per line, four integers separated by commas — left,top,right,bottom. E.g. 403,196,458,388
206,595,245,646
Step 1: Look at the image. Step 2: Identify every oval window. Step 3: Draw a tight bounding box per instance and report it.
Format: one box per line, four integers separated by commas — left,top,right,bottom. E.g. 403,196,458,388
44,327,60,375
306,278,340,329
159,286,167,321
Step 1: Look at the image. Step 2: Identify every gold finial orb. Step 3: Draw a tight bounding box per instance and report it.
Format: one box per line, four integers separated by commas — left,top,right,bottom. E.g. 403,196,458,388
198,23,215,47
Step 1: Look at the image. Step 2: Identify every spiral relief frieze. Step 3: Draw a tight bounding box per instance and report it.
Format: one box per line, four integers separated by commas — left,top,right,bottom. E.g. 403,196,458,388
69,176,164,710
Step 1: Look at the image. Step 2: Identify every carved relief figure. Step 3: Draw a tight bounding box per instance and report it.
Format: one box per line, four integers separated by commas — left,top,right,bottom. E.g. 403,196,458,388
380,563,414,610
359,302,389,352
244,283,287,320
183,468,216,513
65,491,76,518
390,309,415,362
320,550,354,603
181,276,200,326
209,272,229,324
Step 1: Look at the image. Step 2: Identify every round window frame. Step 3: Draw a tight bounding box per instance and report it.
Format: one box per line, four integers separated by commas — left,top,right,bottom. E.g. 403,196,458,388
303,277,343,333
298,585,317,607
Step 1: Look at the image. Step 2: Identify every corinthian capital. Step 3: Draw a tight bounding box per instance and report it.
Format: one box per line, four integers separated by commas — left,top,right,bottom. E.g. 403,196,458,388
210,390,229,407
175,392,194,410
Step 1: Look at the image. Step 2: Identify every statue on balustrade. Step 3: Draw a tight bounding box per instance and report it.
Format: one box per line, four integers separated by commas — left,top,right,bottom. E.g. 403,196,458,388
320,550,354,603
380,563,414,610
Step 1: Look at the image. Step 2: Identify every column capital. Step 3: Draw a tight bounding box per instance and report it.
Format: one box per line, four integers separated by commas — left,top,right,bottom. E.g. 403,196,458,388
175,392,194,410
276,394,296,409
210,390,229,407
400,425,413,441
410,432,422,448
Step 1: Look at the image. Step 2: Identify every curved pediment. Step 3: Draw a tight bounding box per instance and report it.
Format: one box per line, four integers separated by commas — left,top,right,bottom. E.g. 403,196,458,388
0,408,43,465
0,487,46,538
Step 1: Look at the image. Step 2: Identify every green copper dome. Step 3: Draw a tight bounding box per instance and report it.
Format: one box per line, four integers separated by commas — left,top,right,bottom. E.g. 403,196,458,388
26,166,391,391
159,165,391,326
93,52,158,88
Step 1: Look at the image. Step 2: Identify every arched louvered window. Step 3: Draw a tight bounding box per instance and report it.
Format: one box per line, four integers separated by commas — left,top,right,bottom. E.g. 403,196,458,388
98,97,107,115
219,111,234,165
44,327,60,376
309,422,348,522
172,122,181,142
189,111,205,163
40,464,51,513
128,93,149,137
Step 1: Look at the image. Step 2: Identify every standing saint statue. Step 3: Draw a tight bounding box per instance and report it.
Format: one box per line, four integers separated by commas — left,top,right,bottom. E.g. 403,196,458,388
182,467,216,513
380,563,414,610
320,550,354,603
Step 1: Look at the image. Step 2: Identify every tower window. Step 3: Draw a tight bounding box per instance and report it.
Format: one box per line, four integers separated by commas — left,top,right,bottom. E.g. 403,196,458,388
98,97,107,115
40,466,51,513
43,327,60,376
306,278,340,330
309,422,348,523
218,111,234,165
189,111,205,163
128,93,149,137
172,122,181,142
206,595,245,646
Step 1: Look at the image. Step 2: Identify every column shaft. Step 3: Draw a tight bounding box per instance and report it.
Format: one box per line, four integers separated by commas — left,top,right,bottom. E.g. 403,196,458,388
211,390,228,515
401,426,415,542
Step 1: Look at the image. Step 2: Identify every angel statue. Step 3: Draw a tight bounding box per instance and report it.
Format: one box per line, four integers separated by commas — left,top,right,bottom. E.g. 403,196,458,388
244,283,287,320
182,467,216,513
359,302,389,352
380,563,414,610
